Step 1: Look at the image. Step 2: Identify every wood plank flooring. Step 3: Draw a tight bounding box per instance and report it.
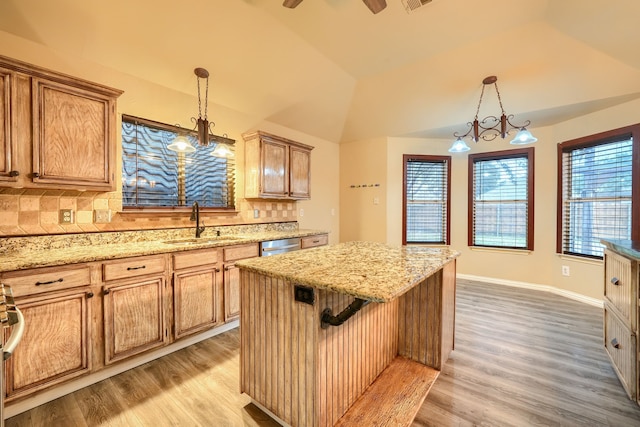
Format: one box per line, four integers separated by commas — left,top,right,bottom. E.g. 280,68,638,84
7,279,640,426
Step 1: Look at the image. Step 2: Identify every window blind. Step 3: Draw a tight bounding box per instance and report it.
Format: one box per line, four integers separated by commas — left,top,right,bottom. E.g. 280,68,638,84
122,116,236,209
471,151,532,249
404,157,449,244
561,138,632,258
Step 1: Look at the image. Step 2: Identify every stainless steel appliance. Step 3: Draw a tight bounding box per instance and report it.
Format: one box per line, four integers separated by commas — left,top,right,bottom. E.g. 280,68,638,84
0,284,24,427
260,237,301,257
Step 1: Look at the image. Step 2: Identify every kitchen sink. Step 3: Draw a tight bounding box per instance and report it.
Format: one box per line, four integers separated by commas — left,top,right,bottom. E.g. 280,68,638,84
162,237,244,246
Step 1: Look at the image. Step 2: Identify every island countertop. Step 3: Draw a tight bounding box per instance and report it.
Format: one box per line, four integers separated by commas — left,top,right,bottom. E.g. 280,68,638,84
235,240,460,302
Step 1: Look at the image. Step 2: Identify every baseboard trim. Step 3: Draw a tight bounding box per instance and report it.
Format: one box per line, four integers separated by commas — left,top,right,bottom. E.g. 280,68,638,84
4,320,239,419
457,274,603,308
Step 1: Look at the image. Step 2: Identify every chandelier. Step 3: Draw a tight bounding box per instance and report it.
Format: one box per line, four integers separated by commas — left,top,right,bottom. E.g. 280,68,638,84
448,76,537,153
167,68,234,158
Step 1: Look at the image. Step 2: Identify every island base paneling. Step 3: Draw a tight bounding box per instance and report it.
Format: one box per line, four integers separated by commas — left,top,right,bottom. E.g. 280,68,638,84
239,257,456,427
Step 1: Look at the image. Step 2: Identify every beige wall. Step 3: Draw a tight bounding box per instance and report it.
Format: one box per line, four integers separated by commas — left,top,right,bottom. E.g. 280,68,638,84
342,99,640,301
0,30,340,243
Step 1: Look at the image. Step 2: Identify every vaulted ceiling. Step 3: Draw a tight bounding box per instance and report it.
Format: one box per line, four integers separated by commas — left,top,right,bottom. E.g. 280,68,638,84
1,0,639,143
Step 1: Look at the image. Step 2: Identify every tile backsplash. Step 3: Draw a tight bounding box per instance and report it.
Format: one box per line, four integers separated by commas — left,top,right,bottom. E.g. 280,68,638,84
0,188,297,236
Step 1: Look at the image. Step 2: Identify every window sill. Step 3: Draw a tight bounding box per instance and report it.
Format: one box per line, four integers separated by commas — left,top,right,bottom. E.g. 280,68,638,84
557,253,603,266
469,246,532,255
120,208,240,218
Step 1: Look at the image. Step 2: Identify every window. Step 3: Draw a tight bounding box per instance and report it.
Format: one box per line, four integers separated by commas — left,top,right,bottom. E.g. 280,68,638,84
469,148,534,250
122,115,235,210
403,155,451,245
557,124,640,258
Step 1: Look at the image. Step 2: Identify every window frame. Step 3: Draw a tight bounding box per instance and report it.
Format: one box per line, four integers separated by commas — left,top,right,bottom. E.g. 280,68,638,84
468,147,535,250
556,124,640,258
121,114,236,213
402,154,451,245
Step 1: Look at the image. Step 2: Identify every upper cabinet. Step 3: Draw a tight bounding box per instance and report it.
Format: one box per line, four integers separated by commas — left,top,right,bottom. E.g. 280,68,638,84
243,130,313,200
0,55,122,191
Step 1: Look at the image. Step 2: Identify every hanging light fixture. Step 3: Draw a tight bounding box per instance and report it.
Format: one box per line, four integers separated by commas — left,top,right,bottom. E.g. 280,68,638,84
167,67,215,153
448,76,537,153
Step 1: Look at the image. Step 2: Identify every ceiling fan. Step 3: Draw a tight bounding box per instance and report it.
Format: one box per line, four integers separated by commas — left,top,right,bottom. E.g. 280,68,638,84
283,0,387,14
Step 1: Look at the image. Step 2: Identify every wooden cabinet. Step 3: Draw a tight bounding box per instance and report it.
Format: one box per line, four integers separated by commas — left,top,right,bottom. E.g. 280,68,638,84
0,55,122,191
102,255,168,364
172,249,223,339
223,243,259,321
603,248,640,402
243,130,313,200
0,265,93,402
301,233,328,249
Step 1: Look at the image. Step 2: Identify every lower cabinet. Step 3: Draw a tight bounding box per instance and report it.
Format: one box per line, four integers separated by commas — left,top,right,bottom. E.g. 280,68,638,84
102,254,168,365
172,249,223,339
223,243,259,321
604,305,637,400
5,287,93,402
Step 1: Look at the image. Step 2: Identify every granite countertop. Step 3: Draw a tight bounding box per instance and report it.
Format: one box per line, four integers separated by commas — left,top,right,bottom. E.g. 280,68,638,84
0,228,327,273
601,239,640,261
236,241,460,302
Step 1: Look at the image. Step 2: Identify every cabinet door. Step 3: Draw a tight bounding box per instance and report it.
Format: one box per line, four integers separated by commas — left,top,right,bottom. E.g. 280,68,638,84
31,78,115,190
0,67,18,183
224,264,241,321
173,266,222,339
5,288,93,402
260,137,289,197
289,145,311,199
103,277,167,364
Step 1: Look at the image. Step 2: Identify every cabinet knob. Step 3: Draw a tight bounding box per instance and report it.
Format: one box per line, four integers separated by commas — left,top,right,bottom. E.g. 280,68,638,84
103,288,111,295
610,277,620,286
8,170,19,177
611,338,620,349
86,292,94,298
224,266,231,271
215,268,221,273
32,172,40,178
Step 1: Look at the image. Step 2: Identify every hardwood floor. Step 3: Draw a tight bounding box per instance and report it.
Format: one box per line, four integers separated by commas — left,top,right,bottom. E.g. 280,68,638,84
7,279,640,426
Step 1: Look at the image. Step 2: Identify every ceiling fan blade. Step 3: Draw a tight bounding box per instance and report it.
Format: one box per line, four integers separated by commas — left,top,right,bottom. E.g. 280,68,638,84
362,0,387,14
283,0,304,8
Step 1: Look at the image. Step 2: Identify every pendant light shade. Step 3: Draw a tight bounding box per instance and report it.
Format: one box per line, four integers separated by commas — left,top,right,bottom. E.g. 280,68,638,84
211,143,235,158
510,128,538,145
167,135,196,153
448,137,471,153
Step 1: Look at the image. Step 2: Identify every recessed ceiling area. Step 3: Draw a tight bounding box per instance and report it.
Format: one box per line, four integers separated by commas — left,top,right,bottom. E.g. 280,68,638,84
1,0,639,143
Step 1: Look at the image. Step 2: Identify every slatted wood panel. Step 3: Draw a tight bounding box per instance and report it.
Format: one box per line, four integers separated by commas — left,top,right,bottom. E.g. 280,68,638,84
316,289,398,426
604,305,637,400
604,249,637,331
241,271,317,427
398,261,456,370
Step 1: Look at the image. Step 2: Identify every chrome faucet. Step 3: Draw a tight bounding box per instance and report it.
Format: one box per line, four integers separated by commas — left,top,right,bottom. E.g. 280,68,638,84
190,201,205,238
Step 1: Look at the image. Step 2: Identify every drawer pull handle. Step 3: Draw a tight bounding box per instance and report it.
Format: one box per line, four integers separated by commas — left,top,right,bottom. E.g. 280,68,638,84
35,278,63,286
86,292,94,298
312,240,320,243
127,265,146,271
610,277,620,286
611,338,620,349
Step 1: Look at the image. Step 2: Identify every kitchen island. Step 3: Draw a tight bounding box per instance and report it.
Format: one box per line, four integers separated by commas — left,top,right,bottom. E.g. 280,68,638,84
236,241,460,427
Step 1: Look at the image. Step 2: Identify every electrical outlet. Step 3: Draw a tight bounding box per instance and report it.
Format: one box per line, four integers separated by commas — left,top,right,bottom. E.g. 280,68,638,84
373,197,380,205
59,209,74,224
562,265,570,276
299,208,304,217
94,209,112,223
253,209,260,219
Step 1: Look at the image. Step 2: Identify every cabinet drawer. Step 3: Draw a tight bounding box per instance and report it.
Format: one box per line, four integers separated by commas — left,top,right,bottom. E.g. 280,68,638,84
1,265,91,297
173,249,219,271
223,244,259,262
301,234,328,249
103,255,165,282
604,249,637,330
604,304,637,400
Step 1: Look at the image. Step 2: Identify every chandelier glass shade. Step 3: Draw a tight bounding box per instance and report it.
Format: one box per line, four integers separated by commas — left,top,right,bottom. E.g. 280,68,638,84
449,76,536,153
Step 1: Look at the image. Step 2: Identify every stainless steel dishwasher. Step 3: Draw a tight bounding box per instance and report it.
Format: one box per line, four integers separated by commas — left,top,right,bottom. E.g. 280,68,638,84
260,237,301,257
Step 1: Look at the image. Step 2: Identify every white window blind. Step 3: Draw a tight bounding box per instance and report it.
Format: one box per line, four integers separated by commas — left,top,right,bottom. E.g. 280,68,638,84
122,115,236,209
403,156,450,244
561,138,633,258
470,149,533,250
